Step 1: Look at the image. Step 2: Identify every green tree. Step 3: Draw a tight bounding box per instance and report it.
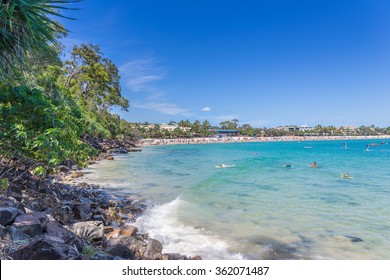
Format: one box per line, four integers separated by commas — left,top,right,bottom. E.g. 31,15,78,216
64,43,129,112
178,120,192,128
0,0,77,80
191,120,201,134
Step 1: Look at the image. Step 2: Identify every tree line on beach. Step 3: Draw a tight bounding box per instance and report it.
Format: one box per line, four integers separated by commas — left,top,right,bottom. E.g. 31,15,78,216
127,119,390,139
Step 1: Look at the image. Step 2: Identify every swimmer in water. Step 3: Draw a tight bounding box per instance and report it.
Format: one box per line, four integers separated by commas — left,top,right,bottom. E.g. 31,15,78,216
284,163,292,168
311,161,317,168
341,173,352,179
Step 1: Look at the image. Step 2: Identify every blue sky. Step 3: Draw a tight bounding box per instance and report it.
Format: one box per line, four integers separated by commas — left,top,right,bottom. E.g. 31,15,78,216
61,0,390,127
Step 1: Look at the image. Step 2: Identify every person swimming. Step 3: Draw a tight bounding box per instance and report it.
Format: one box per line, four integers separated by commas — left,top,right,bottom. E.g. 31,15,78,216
341,173,352,179
311,161,317,168
284,163,292,168
343,142,347,150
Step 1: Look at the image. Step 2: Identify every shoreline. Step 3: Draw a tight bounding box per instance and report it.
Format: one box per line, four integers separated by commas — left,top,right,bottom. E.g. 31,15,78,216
0,140,197,260
140,135,390,146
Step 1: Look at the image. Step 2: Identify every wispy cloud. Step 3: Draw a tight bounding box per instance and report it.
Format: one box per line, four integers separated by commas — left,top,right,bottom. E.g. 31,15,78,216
201,107,211,112
133,102,188,116
205,114,239,125
245,119,270,127
119,59,166,92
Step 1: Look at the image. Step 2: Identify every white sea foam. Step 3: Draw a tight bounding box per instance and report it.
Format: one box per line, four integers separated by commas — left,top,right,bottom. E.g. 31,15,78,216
132,197,243,260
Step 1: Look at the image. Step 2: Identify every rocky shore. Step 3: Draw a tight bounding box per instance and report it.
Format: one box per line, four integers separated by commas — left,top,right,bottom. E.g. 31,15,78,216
0,138,197,260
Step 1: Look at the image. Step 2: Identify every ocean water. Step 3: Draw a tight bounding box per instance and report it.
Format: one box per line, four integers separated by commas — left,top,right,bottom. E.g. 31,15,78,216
83,139,390,259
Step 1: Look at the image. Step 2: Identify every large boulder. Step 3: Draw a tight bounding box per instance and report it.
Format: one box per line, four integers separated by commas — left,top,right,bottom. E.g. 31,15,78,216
72,221,104,242
105,235,147,260
0,207,22,226
44,221,84,251
12,213,42,237
9,235,79,260
29,211,50,226
144,238,163,259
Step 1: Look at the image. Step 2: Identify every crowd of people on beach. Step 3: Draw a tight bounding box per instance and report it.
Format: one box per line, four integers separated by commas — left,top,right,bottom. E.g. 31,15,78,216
140,135,389,146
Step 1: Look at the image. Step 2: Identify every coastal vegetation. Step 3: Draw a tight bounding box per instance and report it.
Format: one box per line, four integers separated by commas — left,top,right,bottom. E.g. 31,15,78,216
0,0,134,178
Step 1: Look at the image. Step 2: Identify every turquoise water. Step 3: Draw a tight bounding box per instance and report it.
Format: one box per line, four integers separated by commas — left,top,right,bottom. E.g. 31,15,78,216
84,139,390,259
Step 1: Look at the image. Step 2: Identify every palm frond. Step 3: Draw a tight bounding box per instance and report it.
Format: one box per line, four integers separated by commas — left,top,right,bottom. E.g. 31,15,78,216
0,0,81,81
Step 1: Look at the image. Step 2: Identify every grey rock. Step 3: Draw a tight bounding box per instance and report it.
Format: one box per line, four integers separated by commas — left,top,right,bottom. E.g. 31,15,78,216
72,221,104,242
106,244,134,259
9,235,79,260
0,207,22,226
12,213,42,237
4,226,31,243
106,235,147,260
44,222,84,251
144,238,163,259
29,211,48,226
8,186,23,201
162,253,187,260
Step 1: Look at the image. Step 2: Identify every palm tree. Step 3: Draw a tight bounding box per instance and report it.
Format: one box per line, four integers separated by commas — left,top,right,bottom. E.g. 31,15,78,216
0,0,78,80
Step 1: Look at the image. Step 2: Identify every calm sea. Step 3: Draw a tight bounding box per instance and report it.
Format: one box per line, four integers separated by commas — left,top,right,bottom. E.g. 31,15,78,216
84,139,390,259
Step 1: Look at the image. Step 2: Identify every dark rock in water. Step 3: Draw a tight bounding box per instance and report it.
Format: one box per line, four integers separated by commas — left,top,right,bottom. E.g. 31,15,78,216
144,238,163,259
72,221,104,242
344,235,363,243
105,155,114,160
9,235,79,260
12,213,42,237
0,207,22,226
108,148,128,154
4,226,31,243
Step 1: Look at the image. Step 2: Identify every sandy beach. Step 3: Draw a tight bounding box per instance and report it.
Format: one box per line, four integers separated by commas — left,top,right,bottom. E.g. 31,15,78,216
140,135,390,146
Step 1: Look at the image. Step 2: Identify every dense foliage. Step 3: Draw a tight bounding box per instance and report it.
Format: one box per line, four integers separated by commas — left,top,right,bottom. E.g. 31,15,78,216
0,1,135,177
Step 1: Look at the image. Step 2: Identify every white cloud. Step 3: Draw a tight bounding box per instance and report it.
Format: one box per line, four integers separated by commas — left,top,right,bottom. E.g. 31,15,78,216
133,102,188,116
201,107,211,112
119,59,166,92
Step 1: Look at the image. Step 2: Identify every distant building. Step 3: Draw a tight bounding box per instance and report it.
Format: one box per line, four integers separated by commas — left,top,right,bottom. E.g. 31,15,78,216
212,129,239,137
160,124,177,132
275,126,299,132
299,125,313,132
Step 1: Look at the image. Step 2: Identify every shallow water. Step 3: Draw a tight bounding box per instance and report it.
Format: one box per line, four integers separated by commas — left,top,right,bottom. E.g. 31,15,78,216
84,139,390,259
